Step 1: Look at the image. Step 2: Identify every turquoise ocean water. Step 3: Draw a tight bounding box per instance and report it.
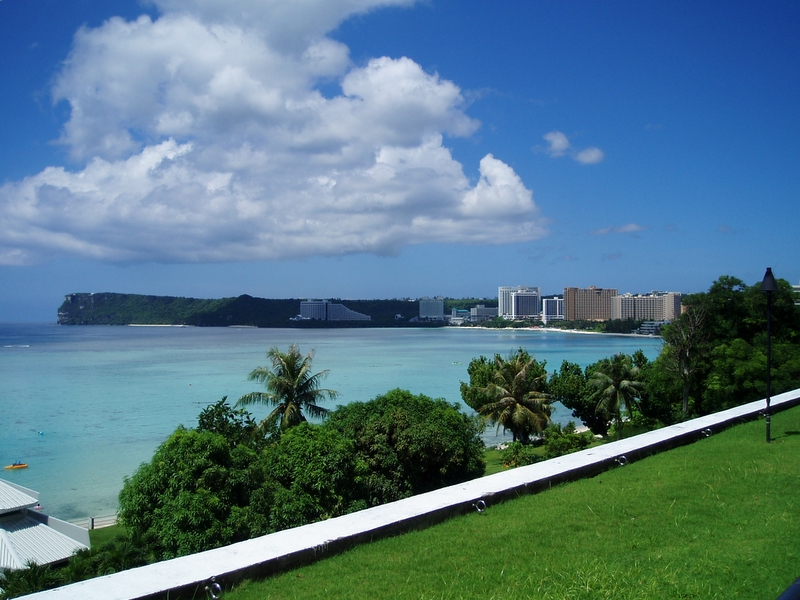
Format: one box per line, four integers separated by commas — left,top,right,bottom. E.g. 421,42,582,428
0,324,661,520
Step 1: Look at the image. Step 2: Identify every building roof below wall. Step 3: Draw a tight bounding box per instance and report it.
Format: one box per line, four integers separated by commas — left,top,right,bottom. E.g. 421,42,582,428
0,479,89,570
0,479,39,514
0,512,89,570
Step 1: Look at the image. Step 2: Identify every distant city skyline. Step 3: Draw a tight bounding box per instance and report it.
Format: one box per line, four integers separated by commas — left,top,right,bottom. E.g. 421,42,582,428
1,1,798,322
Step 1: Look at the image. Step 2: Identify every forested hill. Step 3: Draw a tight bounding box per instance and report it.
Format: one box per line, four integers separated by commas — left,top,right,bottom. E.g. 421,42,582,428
56,293,433,327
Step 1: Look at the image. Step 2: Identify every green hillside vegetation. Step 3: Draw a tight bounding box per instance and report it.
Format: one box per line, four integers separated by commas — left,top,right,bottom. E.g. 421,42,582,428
226,405,800,600
57,293,462,327
444,298,498,311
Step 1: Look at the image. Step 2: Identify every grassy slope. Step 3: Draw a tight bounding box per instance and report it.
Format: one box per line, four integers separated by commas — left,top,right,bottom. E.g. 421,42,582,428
228,407,800,599
88,525,125,548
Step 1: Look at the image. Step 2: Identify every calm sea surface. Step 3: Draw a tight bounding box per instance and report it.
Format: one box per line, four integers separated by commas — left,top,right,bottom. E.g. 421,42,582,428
0,324,661,520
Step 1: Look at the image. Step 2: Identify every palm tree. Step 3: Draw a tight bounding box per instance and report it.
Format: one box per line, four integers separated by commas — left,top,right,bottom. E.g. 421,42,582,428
590,353,643,435
236,344,338,431
479,350,551,444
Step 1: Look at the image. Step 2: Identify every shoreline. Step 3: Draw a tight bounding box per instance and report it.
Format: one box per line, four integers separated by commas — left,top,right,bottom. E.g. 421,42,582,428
49,322,660,338
462,325,661,339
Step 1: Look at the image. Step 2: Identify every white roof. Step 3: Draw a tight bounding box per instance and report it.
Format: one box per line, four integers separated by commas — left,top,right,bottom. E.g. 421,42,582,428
0,512,89,570
0,478,39,514
0,479,89,570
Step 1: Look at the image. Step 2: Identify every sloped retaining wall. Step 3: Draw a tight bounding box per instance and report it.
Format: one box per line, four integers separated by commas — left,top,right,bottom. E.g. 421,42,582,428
29,389,800,600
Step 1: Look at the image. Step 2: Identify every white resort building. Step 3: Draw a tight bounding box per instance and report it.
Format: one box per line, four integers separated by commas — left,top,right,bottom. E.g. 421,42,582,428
0,478,90,570
419,298,445,320
541,297,564,324
299,300,371,321
498,286,541,320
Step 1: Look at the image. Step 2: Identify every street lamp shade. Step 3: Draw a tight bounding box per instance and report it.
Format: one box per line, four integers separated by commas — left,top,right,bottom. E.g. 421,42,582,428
761,267,778,293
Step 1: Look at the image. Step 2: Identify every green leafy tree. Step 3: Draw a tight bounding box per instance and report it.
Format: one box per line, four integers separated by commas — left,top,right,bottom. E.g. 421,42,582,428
703,339,766,413
660,307,708,415
478,350,552,443
118,428,271,559
638,352,684,425
460,354,498,413
197,397,262,448
325,389,485,505
264,423,361,531
461,349,551,442
56,548,96,584
91,531,156,575
590,353,643,435
695,275,750,342
549,360,610,437
680,275,800,414
701,337,800,413
236,344,338,431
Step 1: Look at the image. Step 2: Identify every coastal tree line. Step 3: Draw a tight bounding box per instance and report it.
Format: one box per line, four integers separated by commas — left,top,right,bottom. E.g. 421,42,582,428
4,274,799,597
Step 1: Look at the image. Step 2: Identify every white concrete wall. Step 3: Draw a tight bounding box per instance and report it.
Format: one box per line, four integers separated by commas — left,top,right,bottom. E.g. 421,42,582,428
28,512,91,549
29,389,800,600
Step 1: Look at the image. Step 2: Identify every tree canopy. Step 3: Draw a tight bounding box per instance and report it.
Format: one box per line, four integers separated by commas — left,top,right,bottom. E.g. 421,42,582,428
659,275,800,415
326,389,485,504
549,359,611,436
117,426,271,559
117,389,485,562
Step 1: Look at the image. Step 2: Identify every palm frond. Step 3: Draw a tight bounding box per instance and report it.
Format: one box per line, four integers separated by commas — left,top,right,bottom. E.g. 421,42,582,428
236,391,278,407
241,344,337,431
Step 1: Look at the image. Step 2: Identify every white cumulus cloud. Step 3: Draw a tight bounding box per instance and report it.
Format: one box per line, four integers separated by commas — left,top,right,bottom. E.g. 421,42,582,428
543,131,570,157
575,147,604,164
0,0,547,265
542,130,604,165
592,223,647,236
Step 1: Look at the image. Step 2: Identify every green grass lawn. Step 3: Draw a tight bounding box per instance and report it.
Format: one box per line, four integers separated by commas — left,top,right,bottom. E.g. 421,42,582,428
88,524,125,548
226,406,800,599
483,448,505,475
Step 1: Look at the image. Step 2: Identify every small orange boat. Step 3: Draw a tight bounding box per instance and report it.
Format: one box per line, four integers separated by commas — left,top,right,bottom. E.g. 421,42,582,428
4,462,28,469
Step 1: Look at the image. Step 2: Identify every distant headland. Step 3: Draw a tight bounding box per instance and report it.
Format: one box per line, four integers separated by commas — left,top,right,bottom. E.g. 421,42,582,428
56,292,487,328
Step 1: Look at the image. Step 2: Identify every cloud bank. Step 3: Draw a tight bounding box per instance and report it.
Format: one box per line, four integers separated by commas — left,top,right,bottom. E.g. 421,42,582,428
0,0,546,265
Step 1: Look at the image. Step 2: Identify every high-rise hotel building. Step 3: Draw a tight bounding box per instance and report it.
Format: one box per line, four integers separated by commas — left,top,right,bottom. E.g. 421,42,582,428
563,286,618,321
498,286,541,319
542,297,564,323
611,292,682,321
300,300,371,321
419,297,445,320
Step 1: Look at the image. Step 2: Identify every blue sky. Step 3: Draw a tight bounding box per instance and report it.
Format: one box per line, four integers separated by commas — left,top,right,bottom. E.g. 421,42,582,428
1,0,798,322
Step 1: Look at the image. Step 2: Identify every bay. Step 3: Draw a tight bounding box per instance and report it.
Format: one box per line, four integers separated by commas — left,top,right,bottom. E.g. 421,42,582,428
0,323,661,520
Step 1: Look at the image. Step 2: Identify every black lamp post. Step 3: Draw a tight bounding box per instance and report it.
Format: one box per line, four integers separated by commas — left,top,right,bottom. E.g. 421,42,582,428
761,267,778,443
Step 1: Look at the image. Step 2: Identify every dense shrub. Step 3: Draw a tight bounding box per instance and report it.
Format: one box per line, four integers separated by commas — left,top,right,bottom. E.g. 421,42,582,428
264,423,363,530
500,442,539,468
117,427,271,559
542,422,593,459
326,389,486,505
